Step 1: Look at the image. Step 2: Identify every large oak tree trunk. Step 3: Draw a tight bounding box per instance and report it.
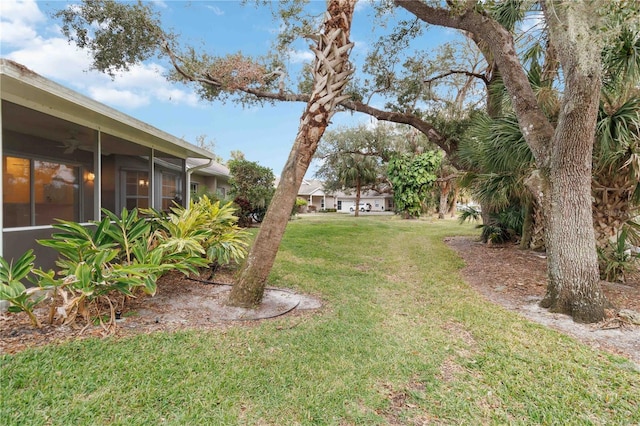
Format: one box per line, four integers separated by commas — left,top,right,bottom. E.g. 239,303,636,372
227,0,356,307
395,0,607,322
539,3,606,321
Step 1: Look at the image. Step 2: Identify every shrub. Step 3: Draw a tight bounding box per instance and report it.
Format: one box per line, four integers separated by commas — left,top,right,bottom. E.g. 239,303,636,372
598,228,640,283
37,214,172,326
143,195,249,272
3,199,249,329
0,250,44,327
293,198,308,216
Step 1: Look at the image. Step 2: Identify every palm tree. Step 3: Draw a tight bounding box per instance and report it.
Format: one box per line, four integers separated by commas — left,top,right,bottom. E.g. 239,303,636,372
458,113,542,247
336,153,379,217
593,95,640,249
592,22,640,249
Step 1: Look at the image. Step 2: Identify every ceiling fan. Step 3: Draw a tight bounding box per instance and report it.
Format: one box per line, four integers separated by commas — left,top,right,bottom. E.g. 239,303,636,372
59,130,87,154
58,130,112,156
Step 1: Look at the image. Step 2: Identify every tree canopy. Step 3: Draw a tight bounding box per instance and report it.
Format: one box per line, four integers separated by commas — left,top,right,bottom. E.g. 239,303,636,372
387,151,442,218
228,159,276,226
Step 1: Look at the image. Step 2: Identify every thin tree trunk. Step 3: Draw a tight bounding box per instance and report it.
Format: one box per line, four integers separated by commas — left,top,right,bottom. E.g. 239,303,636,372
449,186,459,217
438,183,449,219
520,198,534,250
355,177,361,217
227,0,356,308
530,198,546,251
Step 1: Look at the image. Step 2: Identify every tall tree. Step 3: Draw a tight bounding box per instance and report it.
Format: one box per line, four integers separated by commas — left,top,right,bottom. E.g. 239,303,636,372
315,124,393,214
335,153,379,217
228,0,357,306
393,0,625,322
228,159,275,226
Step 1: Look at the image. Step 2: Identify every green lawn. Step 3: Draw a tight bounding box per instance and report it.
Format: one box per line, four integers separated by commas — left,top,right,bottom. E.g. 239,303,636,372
2,215,638,425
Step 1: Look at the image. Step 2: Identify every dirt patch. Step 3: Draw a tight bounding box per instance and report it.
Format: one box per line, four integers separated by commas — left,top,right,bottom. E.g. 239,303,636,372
0,269,322,355
445,236,640,367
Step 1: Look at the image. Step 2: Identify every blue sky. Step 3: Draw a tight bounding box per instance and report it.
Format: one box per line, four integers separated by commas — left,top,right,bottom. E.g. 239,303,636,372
1,0,459,176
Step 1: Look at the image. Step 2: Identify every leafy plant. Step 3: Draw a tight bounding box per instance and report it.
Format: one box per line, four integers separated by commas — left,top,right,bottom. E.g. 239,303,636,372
36,213,173,327
292,198,307,217
228,159,275,225
458,205,481,223
460,205,522,245
0,250,44,327
598,228,640,283
387,151,442,218
144,196,249,272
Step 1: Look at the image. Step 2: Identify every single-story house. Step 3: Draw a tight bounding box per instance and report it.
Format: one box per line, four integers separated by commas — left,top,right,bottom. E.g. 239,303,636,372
297,178,393,213
1,59,227,268
186,158,231,200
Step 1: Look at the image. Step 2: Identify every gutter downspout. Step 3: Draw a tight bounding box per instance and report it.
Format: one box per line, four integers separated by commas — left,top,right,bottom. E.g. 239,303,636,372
185,158,213,205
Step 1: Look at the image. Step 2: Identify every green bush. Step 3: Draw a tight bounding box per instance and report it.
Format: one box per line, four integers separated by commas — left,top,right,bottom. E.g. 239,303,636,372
2,199,249,329
36,213,173,326
0,250,44,327
598,228,639,283
143,195,249,271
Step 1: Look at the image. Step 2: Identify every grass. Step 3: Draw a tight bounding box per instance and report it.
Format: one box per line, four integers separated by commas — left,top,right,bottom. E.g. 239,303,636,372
2,214,639,425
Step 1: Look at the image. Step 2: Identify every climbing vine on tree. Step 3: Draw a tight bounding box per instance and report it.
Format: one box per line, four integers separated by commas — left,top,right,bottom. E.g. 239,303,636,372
387,151,442,218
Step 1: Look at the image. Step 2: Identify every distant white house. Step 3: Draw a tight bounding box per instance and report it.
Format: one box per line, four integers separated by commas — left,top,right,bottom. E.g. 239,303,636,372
296,179,393,213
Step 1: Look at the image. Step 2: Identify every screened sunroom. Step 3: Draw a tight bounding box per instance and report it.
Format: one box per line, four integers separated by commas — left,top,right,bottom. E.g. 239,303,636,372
0,59,216,268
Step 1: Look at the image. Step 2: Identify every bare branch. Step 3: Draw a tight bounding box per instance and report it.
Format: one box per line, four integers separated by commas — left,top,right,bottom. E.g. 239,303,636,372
161,40,222,87
424,69,488,86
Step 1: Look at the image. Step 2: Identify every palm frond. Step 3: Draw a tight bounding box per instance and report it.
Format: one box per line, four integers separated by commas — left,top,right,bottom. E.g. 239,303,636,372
595,96,640,172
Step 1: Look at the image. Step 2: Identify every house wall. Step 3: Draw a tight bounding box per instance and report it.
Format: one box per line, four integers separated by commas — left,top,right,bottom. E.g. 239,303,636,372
3,227,71,270
302,195,337,211
1,64,218,270
334,197,392,212
191,174,231,199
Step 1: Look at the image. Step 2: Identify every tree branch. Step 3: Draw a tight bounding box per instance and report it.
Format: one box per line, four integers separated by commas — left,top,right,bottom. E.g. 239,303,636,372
161,40,222,87
206,85,458,161
424,69,488,86
394,0,555,167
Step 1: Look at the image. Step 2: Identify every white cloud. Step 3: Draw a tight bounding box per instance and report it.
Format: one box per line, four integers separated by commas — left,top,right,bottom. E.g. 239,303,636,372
88,87,150,109
150,0,168,9
363,116,379,130
288,49,314,64
0,0,46,47
352,39,369,54
0,0,45,24
5,37,95,82
1,0,202,111
354,0,373,13
111,63,201,107
206,5,224,16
